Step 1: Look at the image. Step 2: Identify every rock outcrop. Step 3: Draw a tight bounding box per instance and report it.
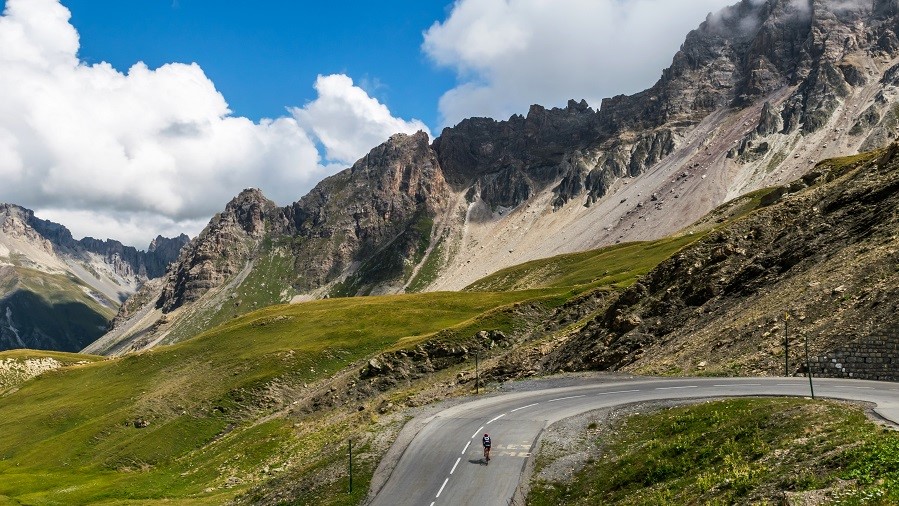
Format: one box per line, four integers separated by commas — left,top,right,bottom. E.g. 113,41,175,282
157,188,277,312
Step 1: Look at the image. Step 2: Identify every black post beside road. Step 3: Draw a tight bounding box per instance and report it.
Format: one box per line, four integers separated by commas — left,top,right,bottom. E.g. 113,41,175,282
784,312,789,376
348,439,353,494
805,333,816,399
475,352,479,395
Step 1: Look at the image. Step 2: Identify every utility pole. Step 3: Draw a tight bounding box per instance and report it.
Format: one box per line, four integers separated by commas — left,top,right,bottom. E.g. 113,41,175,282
348,439,353,494
805,332,815,400
784,312,790,376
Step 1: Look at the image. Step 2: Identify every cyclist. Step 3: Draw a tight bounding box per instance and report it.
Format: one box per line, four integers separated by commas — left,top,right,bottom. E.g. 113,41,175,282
482,433,492,464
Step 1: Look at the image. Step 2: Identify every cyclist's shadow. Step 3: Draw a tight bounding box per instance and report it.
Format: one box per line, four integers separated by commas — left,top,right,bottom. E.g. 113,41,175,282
468,458,488,466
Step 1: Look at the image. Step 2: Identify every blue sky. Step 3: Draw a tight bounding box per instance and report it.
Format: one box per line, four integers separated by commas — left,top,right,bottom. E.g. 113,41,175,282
56,0,457,128
0,0,734,246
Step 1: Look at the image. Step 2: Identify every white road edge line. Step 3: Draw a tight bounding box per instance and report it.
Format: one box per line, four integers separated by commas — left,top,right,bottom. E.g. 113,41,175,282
510,403,538,412
487,414,506,424
655,386,698,390
451,457,461,475
471,426,484,439
462,441,471,454
436,477,449,498
548,395,586,402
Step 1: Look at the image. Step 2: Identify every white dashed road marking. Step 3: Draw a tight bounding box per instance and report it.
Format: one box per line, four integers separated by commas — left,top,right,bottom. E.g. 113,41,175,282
548,395,586,402
487,414,505,424
462,441,471,454
451,457,461,474
655,386,698,390
436,478,449,498
510,403,538,412
471,426,484,439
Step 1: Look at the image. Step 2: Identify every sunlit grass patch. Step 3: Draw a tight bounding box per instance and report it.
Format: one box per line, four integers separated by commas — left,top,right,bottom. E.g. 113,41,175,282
529,398,899,505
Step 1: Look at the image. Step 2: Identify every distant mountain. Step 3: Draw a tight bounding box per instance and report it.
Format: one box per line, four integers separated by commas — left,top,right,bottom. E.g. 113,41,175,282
99,0,899,355
0,204,188,352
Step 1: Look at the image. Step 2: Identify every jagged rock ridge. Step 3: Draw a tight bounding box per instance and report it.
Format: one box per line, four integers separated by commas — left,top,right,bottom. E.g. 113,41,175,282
102,0,899,355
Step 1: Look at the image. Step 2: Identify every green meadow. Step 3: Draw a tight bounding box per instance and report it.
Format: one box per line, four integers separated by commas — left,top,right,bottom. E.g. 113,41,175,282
0,289,568,504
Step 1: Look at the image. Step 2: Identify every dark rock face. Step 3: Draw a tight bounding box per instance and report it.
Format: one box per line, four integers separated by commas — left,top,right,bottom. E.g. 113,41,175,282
283,131,449,294
433,101,600,189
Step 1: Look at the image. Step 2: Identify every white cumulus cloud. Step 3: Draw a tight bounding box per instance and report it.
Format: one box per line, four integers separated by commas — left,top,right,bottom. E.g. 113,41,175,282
0,0,427,248
423,0,736,127
291,74,431,166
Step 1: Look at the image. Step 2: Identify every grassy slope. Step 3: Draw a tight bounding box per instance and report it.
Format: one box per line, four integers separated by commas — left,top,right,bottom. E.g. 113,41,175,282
528,398,899,505
0,290,571,504
464,234,703,292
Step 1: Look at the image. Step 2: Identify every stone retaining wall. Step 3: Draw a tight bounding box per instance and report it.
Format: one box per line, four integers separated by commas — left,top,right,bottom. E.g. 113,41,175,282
810,329,898,381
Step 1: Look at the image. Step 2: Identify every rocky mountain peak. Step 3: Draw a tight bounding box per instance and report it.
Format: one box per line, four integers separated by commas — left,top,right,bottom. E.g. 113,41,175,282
1,203,189,352
157,202,273,313
222,188,277,238
348,130,446,211
1,202,188,278
1,203,33,235
148,234,190,253
0,204,56,256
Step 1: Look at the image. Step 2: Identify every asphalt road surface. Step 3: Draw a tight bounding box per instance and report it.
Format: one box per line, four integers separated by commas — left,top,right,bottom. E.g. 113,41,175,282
369,377,899,506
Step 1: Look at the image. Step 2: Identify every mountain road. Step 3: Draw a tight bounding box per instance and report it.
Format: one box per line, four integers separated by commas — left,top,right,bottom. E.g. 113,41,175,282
368,377,899,506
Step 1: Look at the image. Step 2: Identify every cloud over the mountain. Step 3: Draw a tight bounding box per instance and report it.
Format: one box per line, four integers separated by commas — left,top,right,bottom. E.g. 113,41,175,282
0,0,426,247
423,0,735,127
291,75,431,166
